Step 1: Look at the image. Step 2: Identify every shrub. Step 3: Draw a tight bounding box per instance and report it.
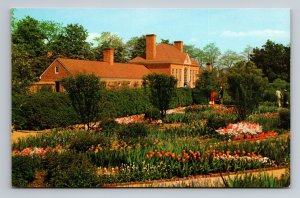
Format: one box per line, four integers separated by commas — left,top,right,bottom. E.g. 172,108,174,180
98,89,152,119
100,118,120,136
227,61,268,120
143,74,177,118
12,88,194,130
69,132,109,152
118,123,148,140
45,152,101,188
170,88,193,108
12,93,79,130
12,155,41,187
279,108,290,129
247,113,280,132
144,107,161,120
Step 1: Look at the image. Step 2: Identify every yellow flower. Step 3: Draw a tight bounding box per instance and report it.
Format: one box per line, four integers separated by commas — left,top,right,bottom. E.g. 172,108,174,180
95,148,99,153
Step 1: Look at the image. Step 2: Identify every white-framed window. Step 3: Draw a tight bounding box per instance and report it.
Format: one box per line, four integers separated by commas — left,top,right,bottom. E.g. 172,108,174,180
55,66,59,74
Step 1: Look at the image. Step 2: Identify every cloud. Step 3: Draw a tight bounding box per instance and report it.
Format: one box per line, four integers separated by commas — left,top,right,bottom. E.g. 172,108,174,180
86,32,99,46
221,29,289,38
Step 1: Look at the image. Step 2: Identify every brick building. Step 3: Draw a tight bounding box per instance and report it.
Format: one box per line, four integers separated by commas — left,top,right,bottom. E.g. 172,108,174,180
31,34,200,92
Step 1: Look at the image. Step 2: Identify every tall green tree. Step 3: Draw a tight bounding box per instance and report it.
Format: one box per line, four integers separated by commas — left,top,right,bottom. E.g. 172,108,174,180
62,74,102,130
202,43,221,68
184,44,205,66
12,16,48,94
227,61,268,119
93,32,126,62
12,44,35,94
143,74,177,119
51,24,93,60
126,35,146,60
251,40,290,82
242,45,253,61
218,50,245,69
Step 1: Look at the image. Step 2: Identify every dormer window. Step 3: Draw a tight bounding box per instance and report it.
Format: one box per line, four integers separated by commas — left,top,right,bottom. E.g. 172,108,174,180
55,66,59,74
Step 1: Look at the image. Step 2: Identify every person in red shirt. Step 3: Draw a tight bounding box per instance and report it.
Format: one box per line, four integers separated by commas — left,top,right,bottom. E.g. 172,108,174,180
210,91,217,104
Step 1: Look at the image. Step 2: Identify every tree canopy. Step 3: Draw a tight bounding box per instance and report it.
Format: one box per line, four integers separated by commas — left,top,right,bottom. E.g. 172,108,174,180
251,40,290,82
227,61,268,119
143,74,177,119
62,74,102,130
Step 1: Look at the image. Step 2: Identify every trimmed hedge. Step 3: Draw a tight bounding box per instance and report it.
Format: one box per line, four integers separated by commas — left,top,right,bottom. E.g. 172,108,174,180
12,93,80,130
12,88,194,130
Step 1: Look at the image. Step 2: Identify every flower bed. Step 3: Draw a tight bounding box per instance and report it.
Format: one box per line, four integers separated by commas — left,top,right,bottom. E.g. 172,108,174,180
216,122,263,136
232,131,278,141
12,145,65,157
146,149,275,167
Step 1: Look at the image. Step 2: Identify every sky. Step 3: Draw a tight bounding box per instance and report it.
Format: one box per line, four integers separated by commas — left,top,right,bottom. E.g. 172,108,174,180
14,8,290,53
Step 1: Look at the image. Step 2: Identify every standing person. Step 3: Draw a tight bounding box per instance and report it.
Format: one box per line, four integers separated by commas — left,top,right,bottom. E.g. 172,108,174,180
218,86,224,104
210,91,216,105
276,89,282,108
283,89,289,108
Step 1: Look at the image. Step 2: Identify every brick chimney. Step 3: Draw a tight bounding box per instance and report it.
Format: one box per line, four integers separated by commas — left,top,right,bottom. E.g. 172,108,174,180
103,48,114,65
174,41,183,52
205,63,212,71
146,34,156,60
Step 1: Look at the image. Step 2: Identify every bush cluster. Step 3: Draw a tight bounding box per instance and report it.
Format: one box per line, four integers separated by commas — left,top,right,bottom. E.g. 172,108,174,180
12,93,80,130
13,88,193,130
12,155,41,187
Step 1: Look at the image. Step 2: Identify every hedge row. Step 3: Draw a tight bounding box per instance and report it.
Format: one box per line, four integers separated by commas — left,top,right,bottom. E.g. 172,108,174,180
12,88,193,130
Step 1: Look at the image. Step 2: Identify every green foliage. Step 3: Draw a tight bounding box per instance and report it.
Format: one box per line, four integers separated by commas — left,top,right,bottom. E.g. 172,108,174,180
51,23,93,59
93,32,127,62
100,118,120,136
218,50,245,69
12,155,41,187
45,152,101,188
12,93,79,130
202,43,221,67
227,61,268,119
144,107,161,120
247,113,280,132
193,70,218,104
12,88,192,130
251,40,290,82
68,132,109,152
223,172,290,188
12,16,50,94
184,44,204,64
279,108,290,129
118,123,149,140
143,74,177,118
62,74,102,130
170,88,193,108
98,89,152,118
126,35,146,59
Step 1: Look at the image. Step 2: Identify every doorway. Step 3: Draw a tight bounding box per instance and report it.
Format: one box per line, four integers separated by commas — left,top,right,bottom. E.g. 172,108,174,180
55,81,60,92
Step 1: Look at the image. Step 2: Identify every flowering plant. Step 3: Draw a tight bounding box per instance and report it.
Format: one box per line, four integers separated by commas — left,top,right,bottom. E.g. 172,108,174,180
232,130,278,141
216,122,263,136
12,145,64,157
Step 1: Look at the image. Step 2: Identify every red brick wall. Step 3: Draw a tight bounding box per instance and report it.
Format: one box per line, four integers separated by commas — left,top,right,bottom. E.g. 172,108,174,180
103,48,114,65
146,34,156,60
40,60,71,82
174,41,183,52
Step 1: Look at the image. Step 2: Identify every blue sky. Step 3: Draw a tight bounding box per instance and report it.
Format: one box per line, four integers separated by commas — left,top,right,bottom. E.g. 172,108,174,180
14,8,290,53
